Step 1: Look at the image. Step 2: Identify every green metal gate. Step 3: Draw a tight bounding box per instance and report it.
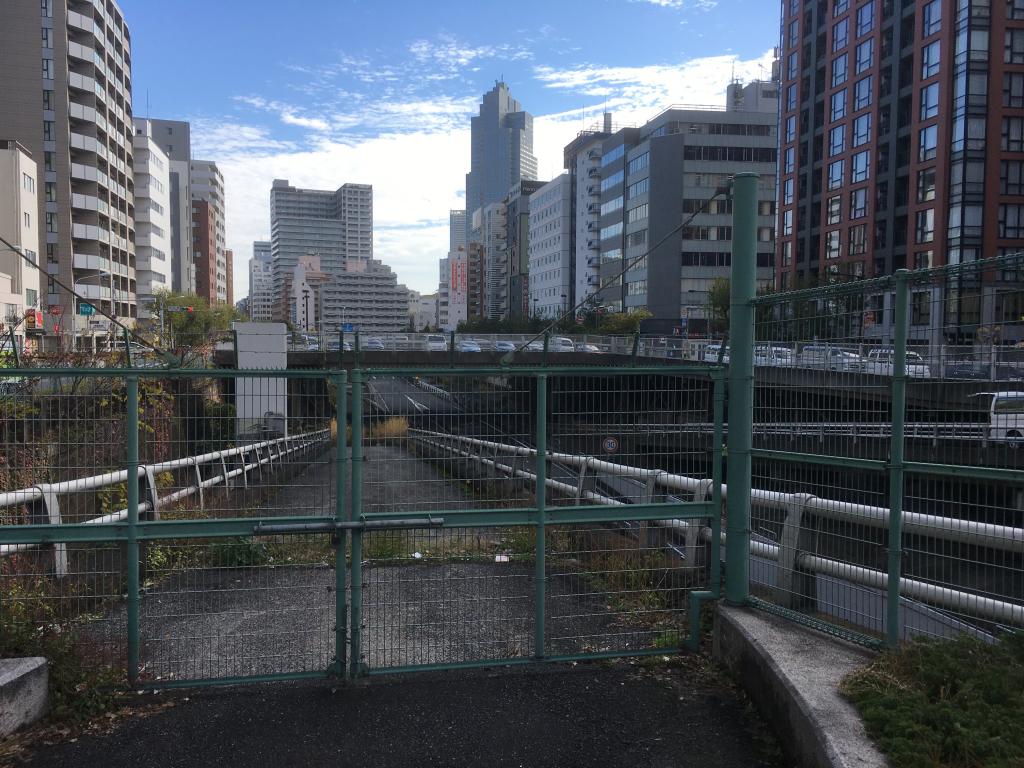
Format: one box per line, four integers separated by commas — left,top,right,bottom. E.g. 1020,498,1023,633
0,364,724,687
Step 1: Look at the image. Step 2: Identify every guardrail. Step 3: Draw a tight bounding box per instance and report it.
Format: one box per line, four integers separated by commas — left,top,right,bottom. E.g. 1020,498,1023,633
409,428,1024,629
0,428,331,572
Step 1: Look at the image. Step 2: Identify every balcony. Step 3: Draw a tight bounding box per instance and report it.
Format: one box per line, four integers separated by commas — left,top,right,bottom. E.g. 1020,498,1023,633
67,40,96,63
587,185,600,197
73,283,112,300
71,193,108,214
73,253,110,272
586,203,600,215
587,221,600,232
587,167,601,179
67,10,98,36
70,162,99,182
68,102,98,124
587,239,600,250
68,71,96,93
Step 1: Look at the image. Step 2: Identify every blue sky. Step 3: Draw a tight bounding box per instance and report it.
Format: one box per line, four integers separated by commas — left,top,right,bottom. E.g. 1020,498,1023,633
121,0,780,298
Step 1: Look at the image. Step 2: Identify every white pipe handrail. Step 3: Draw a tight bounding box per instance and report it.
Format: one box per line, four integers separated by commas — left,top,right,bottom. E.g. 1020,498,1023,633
410,429,1024,626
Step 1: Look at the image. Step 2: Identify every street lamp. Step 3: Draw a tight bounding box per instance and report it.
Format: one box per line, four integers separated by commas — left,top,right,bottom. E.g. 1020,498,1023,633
302,288,310,333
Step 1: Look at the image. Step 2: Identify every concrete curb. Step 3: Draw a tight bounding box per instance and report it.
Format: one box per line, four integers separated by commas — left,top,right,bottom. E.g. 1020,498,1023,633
713,605,887,768
0,657,49,738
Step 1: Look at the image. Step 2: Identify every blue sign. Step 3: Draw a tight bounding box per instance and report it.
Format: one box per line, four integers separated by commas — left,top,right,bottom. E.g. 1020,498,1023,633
78,303,95,316
342,323,355,333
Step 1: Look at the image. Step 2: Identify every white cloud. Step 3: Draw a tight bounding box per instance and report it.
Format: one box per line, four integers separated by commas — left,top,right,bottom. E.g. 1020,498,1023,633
212,49,776,301
630,0,718,8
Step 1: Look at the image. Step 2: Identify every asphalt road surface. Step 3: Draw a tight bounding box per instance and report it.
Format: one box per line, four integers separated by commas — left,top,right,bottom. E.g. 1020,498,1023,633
365,376,460,416
15,664,783,768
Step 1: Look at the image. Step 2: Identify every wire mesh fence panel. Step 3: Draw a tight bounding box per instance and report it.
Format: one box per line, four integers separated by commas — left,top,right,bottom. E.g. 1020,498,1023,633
360,372,535,515
545,522,703,656
359,526,535,670
138,534,336,683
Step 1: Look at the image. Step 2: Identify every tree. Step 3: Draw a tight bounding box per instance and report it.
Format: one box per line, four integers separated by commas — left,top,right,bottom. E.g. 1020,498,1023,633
707,278,731,335
146,291,239,361
597,309,651,335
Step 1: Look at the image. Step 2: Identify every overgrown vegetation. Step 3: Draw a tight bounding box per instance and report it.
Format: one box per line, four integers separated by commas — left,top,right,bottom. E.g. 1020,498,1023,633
841,633,1024,768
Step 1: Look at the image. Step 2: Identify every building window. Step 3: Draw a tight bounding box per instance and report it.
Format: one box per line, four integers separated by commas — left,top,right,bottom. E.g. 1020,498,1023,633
626,229,647,247
918,124,938,161
785,114,797,142
999,204,1024,238
831,89,847,120
1007,29,1024,64
856,1,875,36
40,0,52,17
784,146,795,173
44,181,55,202
45,212,56,233
601,222,623,240
602,144,625,167
915,209,935,243
628,178,649,198
22,173,35,193
852,150,870,183
1001,160,1024,195
828,160,845,190
42,89,53,110
829,124,846,156
912,292,931,326
626,203,648,224
781,241,793,267
832,53,849,86
914,250,933,269
854,76,873,110
827,195,842,225
1003,117,1024,151
833,18,849,51
921,40,940,79
850,188,868,219
1010,0,1024,20
852,113,872,147
601,170,624,192
41,27,52,48
849,224,867,255
1005,72,1024,108
855,38,874,74
833,0,849,15
783,178,794,205
825,230,841,259
789,18,799,46
600,196,623,216
787,51,799,79
626,152,649,175
922,0,941,36
42,120,54,141
23,212,31,228
786,83,797,110
920,83,939,120
783,209,793,236
917,167,937,201
42,58,53,80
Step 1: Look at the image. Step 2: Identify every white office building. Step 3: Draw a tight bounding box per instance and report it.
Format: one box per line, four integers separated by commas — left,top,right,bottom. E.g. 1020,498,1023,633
529,174,573,319
132,120,172,318
0,140,42,350
248,240,273,322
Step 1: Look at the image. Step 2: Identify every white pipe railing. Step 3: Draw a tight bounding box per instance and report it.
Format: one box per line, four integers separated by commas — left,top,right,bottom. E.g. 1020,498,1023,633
0,428,331,559
410,428,1024,627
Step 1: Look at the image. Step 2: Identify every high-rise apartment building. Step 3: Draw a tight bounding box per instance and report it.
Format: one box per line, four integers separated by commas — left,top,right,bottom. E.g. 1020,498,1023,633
598,85,778,329
190,159,226,304
529,174,574,318
464,82,537,246
564,124,612,311
248,240,273,322
269,179,373,322
777,0,1024,342
143,119,193,294
225,248,233,307
0,140,42,351
476,201,508,320
131,120,172,318
0,0,136,346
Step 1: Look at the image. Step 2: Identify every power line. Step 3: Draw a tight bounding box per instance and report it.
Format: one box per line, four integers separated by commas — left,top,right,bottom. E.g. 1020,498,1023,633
0,234,179,366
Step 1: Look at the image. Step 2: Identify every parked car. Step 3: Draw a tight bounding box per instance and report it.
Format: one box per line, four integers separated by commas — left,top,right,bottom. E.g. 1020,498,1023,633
425,334,448,352
472,338,493,351
456,339,482,353
865,348,931,378
575,342,601,354
753,345,795,367
525,340,544,352
326,340,353,352
494,340,517,353
702,344,730,364
799,344,864,371
360,337,385,351
550,337,575,353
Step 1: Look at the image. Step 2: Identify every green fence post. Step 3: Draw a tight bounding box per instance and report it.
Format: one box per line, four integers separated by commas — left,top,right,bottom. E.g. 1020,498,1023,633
534,373,548,658
333,372,348,676
886,270,909,648
8,326,19,367
122,327,133,367
126,376,140,685
542,331,550,367
725,171,758,606
449,331,456,367
631,332,640,365
349,370,364,678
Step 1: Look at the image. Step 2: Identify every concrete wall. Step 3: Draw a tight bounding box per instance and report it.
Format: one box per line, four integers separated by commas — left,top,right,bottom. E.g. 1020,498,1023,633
233,322,288,440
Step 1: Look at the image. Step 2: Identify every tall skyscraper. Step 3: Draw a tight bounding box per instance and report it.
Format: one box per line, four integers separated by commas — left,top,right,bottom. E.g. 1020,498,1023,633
144,119,193,294
131,120,172,318
777,0,1024,342
248,240,273,322
464,82,537,246
268,179,373,324
506,179,546,318
190,160,226,304
0,0,136,346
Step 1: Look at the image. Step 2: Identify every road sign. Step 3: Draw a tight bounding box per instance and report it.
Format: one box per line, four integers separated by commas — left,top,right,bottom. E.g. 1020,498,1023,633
602,436,619,454
78,303,95,316
342,323,355,333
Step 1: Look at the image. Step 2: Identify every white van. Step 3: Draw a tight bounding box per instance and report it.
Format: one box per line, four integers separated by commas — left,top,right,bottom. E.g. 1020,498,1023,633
977,392,1024,444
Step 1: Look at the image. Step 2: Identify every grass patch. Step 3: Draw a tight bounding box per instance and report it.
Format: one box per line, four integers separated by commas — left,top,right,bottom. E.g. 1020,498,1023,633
840,633,1024,768
367,416,409,443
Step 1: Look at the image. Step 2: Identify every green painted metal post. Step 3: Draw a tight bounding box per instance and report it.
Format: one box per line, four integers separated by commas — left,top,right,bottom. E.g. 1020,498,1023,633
631,331,640,364
122,327,133,367
542,331,550,367
534,373,547,658
126,376,140,684
349,370,364,678
886,270,909,648
725,171,758,605
333,372,348,676
449,331,456,367
8,327,19,367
